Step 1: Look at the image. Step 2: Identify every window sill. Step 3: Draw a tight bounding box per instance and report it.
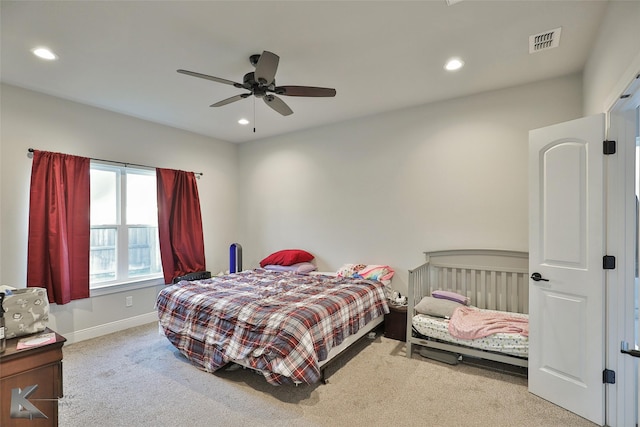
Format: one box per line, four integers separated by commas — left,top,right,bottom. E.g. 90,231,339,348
90,276,165,297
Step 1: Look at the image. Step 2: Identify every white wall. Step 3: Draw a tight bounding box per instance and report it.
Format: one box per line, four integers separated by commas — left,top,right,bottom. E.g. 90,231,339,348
583,0,640,115
0,83,238,341
1,0,635,344
0,75,584,339
238,74,583,295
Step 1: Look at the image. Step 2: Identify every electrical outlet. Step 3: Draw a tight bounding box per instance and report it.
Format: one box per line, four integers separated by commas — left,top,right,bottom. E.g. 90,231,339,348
125,296,133,307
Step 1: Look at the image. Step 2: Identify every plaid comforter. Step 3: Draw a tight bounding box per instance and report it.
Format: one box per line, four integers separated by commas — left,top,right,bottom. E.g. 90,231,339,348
156,269,389,385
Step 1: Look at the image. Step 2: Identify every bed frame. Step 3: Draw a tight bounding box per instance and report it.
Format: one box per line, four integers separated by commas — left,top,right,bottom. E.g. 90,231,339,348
406,249,529,367
227,314,384,384
318,315,384,383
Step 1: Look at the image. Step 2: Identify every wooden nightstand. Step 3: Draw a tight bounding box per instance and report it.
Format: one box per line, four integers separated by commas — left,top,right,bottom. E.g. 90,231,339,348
384,303,408,341
0,328,66,426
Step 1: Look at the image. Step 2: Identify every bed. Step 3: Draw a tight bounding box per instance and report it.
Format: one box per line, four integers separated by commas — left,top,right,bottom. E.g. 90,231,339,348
406,249,529,368
156,268,389,385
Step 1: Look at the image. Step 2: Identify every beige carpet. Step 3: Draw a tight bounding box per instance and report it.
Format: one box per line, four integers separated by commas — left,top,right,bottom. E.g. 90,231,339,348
58,322,595,427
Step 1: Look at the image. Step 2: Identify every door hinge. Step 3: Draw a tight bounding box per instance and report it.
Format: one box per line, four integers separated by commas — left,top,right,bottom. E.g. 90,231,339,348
603,369,616,384
603,140,616,155
603,255,616,270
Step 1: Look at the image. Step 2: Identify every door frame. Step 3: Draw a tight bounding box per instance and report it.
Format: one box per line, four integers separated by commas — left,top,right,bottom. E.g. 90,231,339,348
605,73,639,427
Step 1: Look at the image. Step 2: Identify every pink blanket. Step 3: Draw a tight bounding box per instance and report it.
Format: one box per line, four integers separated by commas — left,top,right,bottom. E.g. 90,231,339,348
448,306,528,340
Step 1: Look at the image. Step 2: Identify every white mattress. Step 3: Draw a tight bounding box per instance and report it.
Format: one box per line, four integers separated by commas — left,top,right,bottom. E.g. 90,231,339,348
412,312,528,358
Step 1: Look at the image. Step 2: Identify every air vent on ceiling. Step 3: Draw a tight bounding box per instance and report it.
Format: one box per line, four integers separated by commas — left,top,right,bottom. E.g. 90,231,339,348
529,27,562,53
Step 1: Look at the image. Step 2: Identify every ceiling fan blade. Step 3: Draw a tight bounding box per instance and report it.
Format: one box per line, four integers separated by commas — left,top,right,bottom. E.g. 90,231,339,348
254,51,279,86
274,86,337,97
263,94,293,116
210,93,251,107
177,69,243,88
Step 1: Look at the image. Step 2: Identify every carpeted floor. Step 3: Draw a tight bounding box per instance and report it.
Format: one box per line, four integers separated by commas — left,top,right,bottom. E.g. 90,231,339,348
58,322,596,426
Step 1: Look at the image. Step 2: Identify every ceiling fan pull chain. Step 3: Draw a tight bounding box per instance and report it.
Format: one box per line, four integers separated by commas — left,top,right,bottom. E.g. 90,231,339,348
253,97,256,133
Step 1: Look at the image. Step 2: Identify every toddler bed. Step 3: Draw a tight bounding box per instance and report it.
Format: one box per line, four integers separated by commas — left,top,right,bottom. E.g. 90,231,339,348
156,265,391,385
406,249,529,367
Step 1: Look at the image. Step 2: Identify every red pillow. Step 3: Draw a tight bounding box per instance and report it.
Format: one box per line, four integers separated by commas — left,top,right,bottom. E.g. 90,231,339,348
260,249,314,267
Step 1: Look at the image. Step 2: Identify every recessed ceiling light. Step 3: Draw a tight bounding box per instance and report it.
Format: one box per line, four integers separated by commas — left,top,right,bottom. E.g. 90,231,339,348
444,57,464,71
238,118,250,125
32,47,57,60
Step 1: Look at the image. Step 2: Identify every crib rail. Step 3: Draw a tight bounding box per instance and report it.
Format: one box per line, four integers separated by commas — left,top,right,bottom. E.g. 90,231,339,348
409,261,529,313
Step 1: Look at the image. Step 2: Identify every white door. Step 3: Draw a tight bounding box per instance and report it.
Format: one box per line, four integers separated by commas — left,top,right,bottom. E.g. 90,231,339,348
529,114,605,425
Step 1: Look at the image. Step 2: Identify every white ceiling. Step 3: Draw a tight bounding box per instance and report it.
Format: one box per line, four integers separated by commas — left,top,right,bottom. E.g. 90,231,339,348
1,1,609,143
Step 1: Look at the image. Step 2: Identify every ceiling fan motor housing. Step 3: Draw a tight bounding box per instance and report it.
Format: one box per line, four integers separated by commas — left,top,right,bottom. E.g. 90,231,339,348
243,72,270,97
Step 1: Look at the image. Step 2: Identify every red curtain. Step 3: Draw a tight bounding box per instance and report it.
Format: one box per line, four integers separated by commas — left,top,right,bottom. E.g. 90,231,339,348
27,150,90,304
156,168,206,284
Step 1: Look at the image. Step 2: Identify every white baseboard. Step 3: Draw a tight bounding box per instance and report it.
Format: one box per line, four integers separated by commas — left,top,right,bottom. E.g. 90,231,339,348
62,311,158,344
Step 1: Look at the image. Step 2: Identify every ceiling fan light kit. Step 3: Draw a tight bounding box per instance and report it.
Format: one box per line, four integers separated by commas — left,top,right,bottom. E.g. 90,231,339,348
178,50,336,117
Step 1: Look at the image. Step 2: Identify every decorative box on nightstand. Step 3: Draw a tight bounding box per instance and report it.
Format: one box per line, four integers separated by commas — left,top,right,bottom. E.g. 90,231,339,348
384,302,408,341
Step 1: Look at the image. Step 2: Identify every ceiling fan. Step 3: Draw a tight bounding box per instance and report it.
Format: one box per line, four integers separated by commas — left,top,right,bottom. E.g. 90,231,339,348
177,50,336,116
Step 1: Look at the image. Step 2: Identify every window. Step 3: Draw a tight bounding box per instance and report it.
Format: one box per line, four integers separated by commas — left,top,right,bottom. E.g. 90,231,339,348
90,163,162,288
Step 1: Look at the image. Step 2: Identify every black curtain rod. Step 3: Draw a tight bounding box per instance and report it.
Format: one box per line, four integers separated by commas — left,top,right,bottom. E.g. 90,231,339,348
27,148,203,177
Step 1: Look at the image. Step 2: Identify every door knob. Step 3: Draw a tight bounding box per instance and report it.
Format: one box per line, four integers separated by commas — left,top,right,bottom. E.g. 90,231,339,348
530,272,549,282
621,342,640,358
